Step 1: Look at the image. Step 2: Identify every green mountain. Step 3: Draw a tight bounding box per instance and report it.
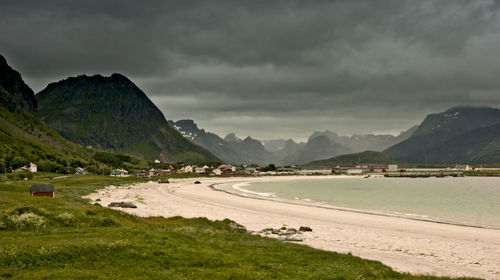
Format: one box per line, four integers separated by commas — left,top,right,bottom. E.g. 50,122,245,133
0,54,148,173
384,106,500,163
304,151,395,167
36,74,219,163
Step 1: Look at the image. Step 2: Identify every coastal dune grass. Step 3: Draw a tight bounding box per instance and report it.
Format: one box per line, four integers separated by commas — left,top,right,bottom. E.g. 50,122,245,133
0,175,480,279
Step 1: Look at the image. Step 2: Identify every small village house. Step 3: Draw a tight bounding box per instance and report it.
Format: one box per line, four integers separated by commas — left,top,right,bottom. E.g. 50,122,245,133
455,164,471,171
195,165,210,173
213,168,222,175
28,162,37,173
30,184,55,197
347,169,364,175
157,169,171,176
149,168,157,177
154,159,161,164
388,164,398,172
184,165,194,173
137,170,149,178
75,167,88,176
218,165,236,173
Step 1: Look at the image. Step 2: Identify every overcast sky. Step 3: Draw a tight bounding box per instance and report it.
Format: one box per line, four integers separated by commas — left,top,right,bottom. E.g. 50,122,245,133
1,0,500,141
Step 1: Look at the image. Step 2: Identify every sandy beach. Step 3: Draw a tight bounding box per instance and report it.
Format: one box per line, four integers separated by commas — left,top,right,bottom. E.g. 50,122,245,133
86,176,500,279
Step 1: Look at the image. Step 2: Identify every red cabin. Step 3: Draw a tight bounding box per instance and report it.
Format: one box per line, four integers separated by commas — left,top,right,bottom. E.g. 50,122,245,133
30,184,55,198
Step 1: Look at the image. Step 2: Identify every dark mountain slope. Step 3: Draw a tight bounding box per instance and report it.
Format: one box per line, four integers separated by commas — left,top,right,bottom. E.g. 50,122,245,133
384,106,500,163
36,74,218,163
406,123,500,164
0,55,36,112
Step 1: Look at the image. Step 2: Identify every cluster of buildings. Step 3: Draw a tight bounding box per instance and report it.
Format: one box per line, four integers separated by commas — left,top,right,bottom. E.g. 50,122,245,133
19,159,495,179
334,164,399,175
134,164,252,179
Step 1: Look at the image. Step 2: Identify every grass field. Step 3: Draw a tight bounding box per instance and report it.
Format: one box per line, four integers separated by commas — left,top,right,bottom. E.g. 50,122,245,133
0,174,479,279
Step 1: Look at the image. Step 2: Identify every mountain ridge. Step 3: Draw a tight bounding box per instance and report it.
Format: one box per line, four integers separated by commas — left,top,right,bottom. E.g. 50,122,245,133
384,106,500,163
36,74,219,163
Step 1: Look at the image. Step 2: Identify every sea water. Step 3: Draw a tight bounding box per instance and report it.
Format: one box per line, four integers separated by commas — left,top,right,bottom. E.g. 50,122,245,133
219,177,500,228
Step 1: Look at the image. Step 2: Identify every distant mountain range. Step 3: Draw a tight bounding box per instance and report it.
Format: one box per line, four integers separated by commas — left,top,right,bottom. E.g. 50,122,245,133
169,119,416,165
168,120,270,165
171,105,500,166
36,74,219,163
308,126,418,154
384,106,500,164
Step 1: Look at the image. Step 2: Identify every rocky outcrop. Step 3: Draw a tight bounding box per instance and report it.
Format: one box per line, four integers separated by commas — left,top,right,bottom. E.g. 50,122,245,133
0,54,37,113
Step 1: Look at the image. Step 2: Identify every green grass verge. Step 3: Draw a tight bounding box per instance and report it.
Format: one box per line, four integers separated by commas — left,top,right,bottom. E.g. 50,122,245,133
0,175,479,279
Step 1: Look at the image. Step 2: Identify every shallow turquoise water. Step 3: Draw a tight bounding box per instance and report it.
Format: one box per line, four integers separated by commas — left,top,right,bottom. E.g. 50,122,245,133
226,177,500,228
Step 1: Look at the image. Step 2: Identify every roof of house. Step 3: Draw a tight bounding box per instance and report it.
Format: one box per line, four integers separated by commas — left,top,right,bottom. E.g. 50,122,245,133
30,184,54,193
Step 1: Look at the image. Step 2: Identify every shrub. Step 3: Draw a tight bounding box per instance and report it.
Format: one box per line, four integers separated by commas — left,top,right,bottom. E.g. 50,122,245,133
85,165,99,174
11,156,28,169
57,212,74,226
38,160,65,173
10,212,46,230
16,172,33,180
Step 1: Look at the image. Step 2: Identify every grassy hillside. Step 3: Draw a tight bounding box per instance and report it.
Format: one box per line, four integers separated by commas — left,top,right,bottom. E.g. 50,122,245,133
0,106,149,174
0,175,476,279
304,151,395,167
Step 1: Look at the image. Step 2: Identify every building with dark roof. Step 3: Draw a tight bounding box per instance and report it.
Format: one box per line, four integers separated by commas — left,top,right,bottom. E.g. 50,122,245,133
30,184,55,197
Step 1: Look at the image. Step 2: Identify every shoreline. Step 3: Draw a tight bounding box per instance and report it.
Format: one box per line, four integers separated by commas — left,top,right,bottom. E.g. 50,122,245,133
86,176,500,279
211,179,500,230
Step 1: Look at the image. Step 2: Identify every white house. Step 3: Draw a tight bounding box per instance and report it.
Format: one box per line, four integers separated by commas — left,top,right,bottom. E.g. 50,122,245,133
28,162,37,173
195,166,204,173
149,168,157,177
184,165,194,173
387,164,398,172
346,169,363,175
154,159,161,164
455,164,471,171
213,168,222,175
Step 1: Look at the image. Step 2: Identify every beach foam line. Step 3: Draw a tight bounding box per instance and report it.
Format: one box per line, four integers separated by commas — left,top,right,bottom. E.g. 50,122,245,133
212,181,500,230
232,182,275,197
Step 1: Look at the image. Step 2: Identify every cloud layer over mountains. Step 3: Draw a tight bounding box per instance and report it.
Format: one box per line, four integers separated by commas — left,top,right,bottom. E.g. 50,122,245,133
1,0,500,140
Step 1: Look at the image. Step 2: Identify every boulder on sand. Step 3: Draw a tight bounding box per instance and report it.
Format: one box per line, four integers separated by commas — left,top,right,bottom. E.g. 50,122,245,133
108,201,137,208
299,226,312,232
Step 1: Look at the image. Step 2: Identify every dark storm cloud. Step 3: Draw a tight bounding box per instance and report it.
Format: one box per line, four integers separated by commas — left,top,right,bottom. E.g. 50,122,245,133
1,0,500,140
